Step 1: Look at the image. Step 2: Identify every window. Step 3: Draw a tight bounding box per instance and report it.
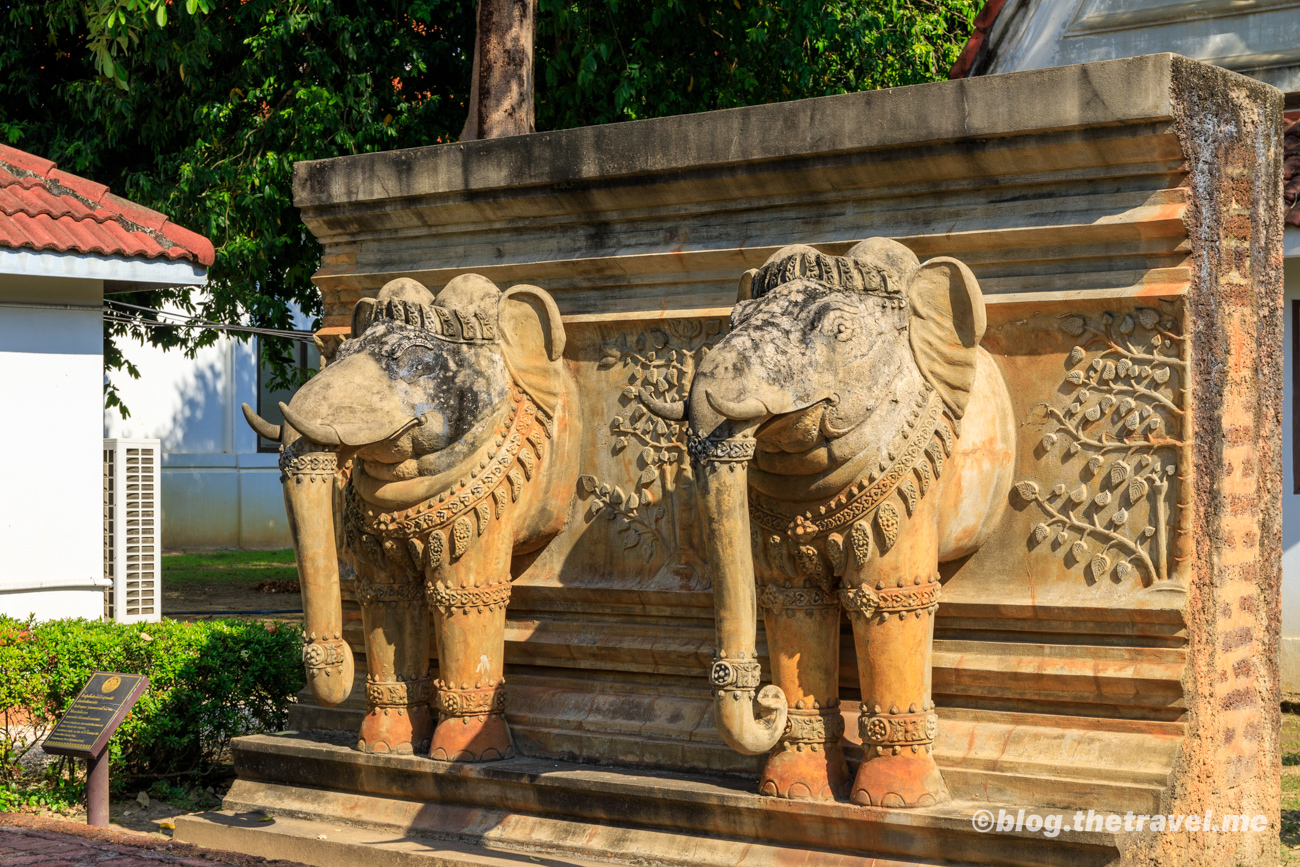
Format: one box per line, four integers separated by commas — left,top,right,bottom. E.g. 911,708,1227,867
256,340,320,452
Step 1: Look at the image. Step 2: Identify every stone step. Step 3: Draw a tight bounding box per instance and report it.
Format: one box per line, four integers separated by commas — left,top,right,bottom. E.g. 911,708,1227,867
177,734,1121,867
173,810,607,867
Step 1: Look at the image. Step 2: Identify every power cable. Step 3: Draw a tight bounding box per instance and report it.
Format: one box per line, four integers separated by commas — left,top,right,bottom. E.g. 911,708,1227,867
103,298,316,342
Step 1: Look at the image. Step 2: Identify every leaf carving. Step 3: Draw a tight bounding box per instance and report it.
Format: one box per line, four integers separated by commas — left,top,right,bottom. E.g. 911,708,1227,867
1014,481,1040,501
1109,462,1130,486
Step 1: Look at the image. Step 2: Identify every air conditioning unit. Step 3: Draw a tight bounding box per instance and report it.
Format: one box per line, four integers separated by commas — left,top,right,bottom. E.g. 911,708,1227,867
103,438,161,623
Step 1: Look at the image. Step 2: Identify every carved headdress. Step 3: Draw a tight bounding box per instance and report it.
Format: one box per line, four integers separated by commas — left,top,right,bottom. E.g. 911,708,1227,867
741,239,986,420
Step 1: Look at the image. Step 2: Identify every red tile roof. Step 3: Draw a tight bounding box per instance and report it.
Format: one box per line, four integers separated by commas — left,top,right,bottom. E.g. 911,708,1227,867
948,0,1008,80
1285,111,1299,229
0,144,214,268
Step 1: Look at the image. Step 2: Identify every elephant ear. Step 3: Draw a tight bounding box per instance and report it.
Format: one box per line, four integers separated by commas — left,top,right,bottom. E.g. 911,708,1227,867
499,284,566,415
351,297,377,338
905,257,986,419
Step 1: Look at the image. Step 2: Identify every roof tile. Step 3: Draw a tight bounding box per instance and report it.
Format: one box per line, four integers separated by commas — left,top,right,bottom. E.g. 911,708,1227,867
0,144,55,176
0,144,213,268
47,169,109,206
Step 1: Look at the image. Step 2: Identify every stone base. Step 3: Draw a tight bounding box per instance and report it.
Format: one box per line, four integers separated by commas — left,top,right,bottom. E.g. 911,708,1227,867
173,732,1121,867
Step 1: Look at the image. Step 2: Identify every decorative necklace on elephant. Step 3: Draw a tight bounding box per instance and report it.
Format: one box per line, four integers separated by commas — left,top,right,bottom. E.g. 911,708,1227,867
342,384,551,588
748,381,957,598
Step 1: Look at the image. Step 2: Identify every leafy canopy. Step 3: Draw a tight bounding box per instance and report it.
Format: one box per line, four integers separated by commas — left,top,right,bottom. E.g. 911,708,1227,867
0,1,975,409
535,0,980,128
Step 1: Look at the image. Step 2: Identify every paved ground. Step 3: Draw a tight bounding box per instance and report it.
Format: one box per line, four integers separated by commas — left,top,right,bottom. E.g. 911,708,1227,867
0,813,309,867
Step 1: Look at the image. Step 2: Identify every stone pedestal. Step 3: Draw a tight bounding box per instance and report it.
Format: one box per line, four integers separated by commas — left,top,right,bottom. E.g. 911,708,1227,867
175,733,1119,867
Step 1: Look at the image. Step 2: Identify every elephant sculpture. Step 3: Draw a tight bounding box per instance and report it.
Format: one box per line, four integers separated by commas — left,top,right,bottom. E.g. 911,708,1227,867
645,239,1016,807
243,274,577,761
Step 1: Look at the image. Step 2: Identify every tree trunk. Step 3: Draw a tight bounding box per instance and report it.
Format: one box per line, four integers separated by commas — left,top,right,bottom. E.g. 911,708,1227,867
460,0,535,141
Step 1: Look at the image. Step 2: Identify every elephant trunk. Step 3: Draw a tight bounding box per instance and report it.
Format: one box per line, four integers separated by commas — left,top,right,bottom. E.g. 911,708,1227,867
691,405,787,755
278,433,355,708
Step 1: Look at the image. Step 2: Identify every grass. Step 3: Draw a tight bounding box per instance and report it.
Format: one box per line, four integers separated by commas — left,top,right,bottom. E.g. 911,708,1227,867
162,549,297,589
1283,709,1300,863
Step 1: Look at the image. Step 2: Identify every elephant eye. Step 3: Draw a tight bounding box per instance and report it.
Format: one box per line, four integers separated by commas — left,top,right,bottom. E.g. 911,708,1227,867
818,307,858,342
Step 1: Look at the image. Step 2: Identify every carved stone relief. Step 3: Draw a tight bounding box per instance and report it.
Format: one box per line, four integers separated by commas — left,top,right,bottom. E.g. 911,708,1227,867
578,319,722,576
1014,305,1187,587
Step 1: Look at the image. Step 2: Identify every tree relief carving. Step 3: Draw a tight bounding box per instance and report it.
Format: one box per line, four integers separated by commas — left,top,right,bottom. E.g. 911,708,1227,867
1015,306,1188,587
579,319,722,569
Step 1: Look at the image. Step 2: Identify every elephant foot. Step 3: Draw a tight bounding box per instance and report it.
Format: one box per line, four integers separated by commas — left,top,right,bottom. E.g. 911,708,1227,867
850,750,949,808
760,741,850,801
429,712,514,762
357,681,434,755
758,709,849,801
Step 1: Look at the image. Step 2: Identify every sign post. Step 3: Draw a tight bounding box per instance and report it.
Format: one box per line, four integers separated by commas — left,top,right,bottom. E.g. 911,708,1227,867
42,672,148,827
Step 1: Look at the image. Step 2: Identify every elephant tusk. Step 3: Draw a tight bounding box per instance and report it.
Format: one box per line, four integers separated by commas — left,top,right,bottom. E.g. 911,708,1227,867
705,391,771,421
279,403,422,448
241,403,282,442
819,394,857,438
638,389,685,421
279,403,342,446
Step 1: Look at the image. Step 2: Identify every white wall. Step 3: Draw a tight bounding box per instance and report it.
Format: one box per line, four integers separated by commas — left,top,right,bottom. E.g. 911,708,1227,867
981,0,1300,92
103,306,308,550
1281,240,1300,697
0,276,107,620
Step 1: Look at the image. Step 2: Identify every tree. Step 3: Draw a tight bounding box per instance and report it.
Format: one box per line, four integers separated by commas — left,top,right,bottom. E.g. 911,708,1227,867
461,0,538,140
534,0,979,129
0,1,976,409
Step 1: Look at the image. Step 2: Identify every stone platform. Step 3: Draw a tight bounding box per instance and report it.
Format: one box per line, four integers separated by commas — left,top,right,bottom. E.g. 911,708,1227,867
193,53,1285,867
173,733,1118,867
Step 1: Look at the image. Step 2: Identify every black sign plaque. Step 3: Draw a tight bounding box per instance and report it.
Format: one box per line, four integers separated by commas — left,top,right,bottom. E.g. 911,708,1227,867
43,672,148,760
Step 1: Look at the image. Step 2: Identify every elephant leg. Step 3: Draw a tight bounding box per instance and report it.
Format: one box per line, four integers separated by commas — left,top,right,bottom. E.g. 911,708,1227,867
757,582,848,800
842,497,947,808
356,571,433,755
428,580,513,761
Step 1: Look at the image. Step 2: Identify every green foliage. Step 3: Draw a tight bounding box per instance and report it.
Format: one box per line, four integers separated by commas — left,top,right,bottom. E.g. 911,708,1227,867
0,0,975,410
0,0,478,409
84,0,215,89
535,0,980,128
0,616,304,802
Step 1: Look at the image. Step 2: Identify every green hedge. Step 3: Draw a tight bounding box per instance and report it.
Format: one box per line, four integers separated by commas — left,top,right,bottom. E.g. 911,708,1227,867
0,616,304,798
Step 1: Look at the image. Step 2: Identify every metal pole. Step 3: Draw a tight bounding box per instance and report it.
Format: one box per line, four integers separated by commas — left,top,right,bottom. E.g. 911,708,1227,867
86,751,109,827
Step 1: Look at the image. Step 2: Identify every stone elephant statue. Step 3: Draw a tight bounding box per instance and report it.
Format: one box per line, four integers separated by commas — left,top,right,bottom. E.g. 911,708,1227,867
644,239,1016,807
242,274,578,761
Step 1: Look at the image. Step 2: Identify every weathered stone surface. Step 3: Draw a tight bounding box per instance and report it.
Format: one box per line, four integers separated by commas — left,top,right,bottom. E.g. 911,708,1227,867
247,273,580,761
205,54,1285,867
175,734,1120,867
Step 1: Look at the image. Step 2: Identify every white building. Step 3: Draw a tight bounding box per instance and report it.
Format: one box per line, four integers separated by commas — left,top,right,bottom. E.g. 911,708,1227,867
102,317,315,551
0,143,212,621
951,0,1300,694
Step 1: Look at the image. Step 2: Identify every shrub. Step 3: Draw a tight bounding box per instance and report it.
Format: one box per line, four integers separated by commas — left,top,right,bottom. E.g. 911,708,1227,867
0,616,304,798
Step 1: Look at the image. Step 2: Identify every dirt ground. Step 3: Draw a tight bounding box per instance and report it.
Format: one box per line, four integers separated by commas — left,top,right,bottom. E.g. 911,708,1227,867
33,792,213,837
162,549,303,623
1,811,309,865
